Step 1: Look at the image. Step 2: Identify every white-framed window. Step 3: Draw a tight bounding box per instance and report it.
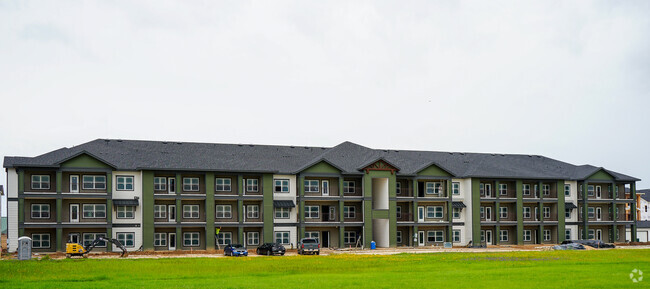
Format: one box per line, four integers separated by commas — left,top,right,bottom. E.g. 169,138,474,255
396,231,402,243
396,206,402,219
426,182,443,195
480,206,485,219
343,181,355,194
274,179,289,193
116,206,135,219
564,184,571,197
70,175,79,193
543,207,551,219
542,184,550,196
217,232,232,245
499,207,508,219
116,176,134,191
453,207,461,219
565,208,571,218
31,204,50,219
154,205,167,219
83,233,106,247
499,184,508,195
274,231,289,244
523,184,531,195
396,182,401,195
154,233,167,247
274,207,290,219
32,233,51,248
31,175,51,190
117,232,135,247
565,229,571,241
344,231,357,244
453,230,461,242
247,205,260,219
523,207,531,219
543,230,551,241
216,205,232,219
480,183,492,196
427,206,443,218
452,182,460,195
344,206,355,218
304,180,319,193
82,204,106,219
246,179,259,192
481,230,485,242
523,230,532,242
500,230,509,242
305,206,319,218
305,231,320,243
588,229,595,239
183,232,200,247
154,177,167,191
587,185,595,196
183,205,200,219
247,232,260,246
427,230,444,242
588,207,595,219
82,175,106,190
183,178,200,192
216,178,232,192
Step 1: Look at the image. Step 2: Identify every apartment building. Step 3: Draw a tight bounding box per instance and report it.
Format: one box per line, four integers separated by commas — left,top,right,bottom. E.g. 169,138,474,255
3,139,640,252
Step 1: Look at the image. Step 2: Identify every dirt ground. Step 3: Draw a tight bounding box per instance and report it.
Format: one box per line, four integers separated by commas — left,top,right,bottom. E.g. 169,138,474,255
2,243,650,260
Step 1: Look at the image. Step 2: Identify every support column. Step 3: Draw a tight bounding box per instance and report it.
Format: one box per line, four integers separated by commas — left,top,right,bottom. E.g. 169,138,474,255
471,179,481,246
56,228,63,252
447,180,453,243
494,180,500,246
205,173,215,250
339,226,345,249
631,182,637,242
516,180,523,245
262,174,273,243
142,171,154,250
339,198,345,247
106,227,112,252
557,180,566,243
582,181,589,239
298,175,305,239
176,198,182,250
106,172,113,252
538,202,543,244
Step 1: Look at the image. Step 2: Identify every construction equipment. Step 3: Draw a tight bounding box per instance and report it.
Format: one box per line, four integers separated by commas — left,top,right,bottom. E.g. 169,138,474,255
66,236,128,258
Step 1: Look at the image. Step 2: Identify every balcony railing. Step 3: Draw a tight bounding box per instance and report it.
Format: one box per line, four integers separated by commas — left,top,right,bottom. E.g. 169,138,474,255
305,213,338,222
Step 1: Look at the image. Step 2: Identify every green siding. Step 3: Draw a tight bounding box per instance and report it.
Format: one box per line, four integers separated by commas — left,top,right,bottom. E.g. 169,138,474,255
302,162,340,174
205,173,215,250
417,165,452,177
557,180,566,243
56,171,62,192
516,180,523,245
18,199,24,223
471,179,481,245
587,170,615,181
263,174,274,242
362,170,396,247
18,171,24,193
56,199,62,223
56,228,63,252
373,210,390,219
60,154,111,169
142,171,154,250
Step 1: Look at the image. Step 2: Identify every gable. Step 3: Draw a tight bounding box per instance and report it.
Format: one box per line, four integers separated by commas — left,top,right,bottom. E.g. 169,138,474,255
302,161,341,174
60,154,112,169
586,169,615,181
417,164,452,177
362,160,398,174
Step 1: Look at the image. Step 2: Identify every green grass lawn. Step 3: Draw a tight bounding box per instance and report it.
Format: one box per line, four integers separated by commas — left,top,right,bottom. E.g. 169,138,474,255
0,249,648,288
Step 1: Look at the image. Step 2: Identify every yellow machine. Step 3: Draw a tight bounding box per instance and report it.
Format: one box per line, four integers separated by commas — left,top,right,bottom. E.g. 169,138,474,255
65,236,127,258
66,243,88,258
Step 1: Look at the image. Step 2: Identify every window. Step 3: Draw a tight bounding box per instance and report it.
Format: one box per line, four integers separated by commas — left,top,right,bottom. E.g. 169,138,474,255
500,230,508,242
247,205,259,219
82,175,106,190
588,207,595,219
117,232,135,247
480,206,485,219
543,207,551,219
154,205,167,219
274,231,289,244
305,206,319,218
216,178,232,192
453,207,461,219
116,176,134,191
565,208,571,218
499,184,508,195
479,183,484,195
426,182,443,195
452,182,460,195
453,230,461,242
216,205,232,219
565,229,571,241
396,206,402,219
183,205,200,219
343,181,355,194
344,206,356,218
396,182,401,195
31,175,51,190
564,184,571,197
587,185,595,196
154,233,167,247
154,177,167,191
217,232,232,245
116,206,135,219
427,206,443,218
588,229,595,239
427,231,444,242
31,204,50,219
70,175,79,192
304,180,319,193
274,207,290,219
481,230,485,242
396,231,402,243
247,232,260,245
183,178,199,191
274,179,289,193
246,179,259,192
83,233,106,247
499,207,508,219
523,184,531,195
523,230,532,241
523,207,531,219
32,234,51,248
305,232,320,243
183,232,200,247
82,204,106,219
542,184,550,196
543,230,551,241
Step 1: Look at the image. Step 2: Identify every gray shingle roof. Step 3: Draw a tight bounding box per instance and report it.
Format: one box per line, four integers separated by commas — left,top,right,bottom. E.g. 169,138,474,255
638,189,650,202
2,139,641,181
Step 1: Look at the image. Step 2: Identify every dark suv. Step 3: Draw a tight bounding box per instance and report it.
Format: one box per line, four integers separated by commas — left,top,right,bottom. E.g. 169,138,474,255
256,243,286,256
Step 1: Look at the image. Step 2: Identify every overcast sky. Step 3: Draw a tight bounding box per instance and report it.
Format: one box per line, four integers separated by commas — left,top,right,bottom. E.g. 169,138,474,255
1,1,649,216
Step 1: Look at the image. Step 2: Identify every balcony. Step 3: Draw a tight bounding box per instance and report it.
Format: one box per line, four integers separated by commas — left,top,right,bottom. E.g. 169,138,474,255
397,212,414,222
305,212,339,223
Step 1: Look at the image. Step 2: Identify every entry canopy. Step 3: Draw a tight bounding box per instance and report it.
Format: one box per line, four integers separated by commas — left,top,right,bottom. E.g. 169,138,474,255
273,200,296,208
112,199,139,206
565,202,578,210
452,201,467,209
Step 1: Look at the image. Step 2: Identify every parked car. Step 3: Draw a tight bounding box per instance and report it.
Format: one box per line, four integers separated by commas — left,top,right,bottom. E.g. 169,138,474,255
256,243,286,256
552,243,586,250
297,238,320,255
224,244,248,256
561,240,615,249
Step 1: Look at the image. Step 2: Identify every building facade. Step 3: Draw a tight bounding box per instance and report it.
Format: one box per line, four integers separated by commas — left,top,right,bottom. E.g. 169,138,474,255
3,139,640,252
